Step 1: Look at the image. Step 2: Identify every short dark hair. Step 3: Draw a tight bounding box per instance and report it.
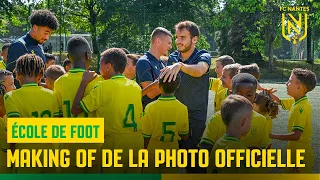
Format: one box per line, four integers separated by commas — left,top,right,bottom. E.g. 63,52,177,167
127,54,140,66
44,53,55,62
29,9,59,30
174,21,200,38
216,55,235,67
1,43,10,51
151,27,172,42
67,36,91,61
0,69,13,82
221,94,252,126
120,48,130,54
62,58,72,68
46,65,66,83
159,74,181,94
237,63,260,80
232,73,258,93
292,68,317,92
15,54,45,77
101,48,127,73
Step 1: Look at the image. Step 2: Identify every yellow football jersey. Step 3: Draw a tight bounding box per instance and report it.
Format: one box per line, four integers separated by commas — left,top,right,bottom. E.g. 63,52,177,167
287,96,312,142
201,111,225,145
54,68,103,118
209,78,223,92
141,96,189,173
214,88,229,112
286,96,314,173
0,117,11,171
0,61,6,70
201,111,270,149
280,98,295,111
80,75,143,135
4,83,58,173
141,96,189,149
80,74,143,173
4,83,60,118
207,135,248,173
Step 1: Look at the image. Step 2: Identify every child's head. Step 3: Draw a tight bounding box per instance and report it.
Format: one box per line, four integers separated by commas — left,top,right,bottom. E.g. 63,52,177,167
0,83,6,117
237,63,260,80
100,48,127,79
232,73,258,103
159,74,181,95
62,58,72,72
1,43,10,62
221,63,241,90
67,36,91,69
45,65,66,90
123,54,140,79
254,91,279,118
120,48,130,54
286,68,317,97
221,94,253,137
0,69,15,92
15,54,45,84
44,53,55,69
215,55,235,78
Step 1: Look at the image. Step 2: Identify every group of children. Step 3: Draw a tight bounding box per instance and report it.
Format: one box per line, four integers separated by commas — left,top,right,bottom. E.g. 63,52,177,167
0,36,317,174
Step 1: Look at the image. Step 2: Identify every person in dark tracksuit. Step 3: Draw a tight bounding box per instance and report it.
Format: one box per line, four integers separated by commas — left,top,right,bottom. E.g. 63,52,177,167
6,9,58,88
161,21,211,173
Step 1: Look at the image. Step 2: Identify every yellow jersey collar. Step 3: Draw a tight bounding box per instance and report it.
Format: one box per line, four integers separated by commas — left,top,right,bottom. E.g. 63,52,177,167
110,74,125,80
21,83,38,87
294,96,308,106
224,135,241,143
69,68,85,73
159,96,176,101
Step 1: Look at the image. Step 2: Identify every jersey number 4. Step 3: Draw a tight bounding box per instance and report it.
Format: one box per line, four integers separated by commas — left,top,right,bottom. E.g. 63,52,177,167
123,104,137,132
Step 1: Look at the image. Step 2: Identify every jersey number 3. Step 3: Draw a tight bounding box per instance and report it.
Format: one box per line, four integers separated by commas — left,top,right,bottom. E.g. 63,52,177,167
123,104,137,132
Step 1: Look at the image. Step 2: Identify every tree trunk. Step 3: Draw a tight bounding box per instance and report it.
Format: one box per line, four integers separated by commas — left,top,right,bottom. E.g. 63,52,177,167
306,27,313,64
268,31,274,72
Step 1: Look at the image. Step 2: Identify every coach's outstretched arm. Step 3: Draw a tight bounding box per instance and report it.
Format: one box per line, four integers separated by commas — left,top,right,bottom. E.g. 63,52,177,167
160,61,209,83
71,70,97,115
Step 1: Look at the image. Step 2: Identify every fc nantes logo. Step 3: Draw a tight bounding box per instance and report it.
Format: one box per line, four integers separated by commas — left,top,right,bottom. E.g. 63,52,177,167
280,5,310,45
251,126,257,136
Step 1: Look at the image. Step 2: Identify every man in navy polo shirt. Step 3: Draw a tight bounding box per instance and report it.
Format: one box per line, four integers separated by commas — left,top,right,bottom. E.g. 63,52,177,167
160,21,211,173
6,9,59,88
136,27,172,108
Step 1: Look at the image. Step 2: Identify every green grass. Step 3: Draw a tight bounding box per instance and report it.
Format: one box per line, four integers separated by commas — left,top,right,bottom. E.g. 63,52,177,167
207,83,320,173
210,58,320,84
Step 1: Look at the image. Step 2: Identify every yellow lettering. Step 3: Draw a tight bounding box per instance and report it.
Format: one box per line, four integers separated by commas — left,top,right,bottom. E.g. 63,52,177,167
155,150,165,167
215,150,225,168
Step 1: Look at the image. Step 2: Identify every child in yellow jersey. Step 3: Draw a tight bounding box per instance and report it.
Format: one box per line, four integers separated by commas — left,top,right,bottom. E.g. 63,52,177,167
269,68,317,173
4,54,58,173
0,85,12,173
214,63,241,112
71,48,144,174
141,74,189,173
0,70,16,92
253,91,279,141
54,37,103,173
209,55,235,109
207,94,253,173
201,73,270,152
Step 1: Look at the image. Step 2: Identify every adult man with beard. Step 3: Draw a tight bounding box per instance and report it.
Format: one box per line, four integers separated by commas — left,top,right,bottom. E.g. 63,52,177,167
160,21,211,173
136,27,172,108
6,9,59,88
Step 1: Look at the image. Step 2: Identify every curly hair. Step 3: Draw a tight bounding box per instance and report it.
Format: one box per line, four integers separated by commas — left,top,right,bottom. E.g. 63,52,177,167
255,91,279,119
29,9,59,30
15,54,45,78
